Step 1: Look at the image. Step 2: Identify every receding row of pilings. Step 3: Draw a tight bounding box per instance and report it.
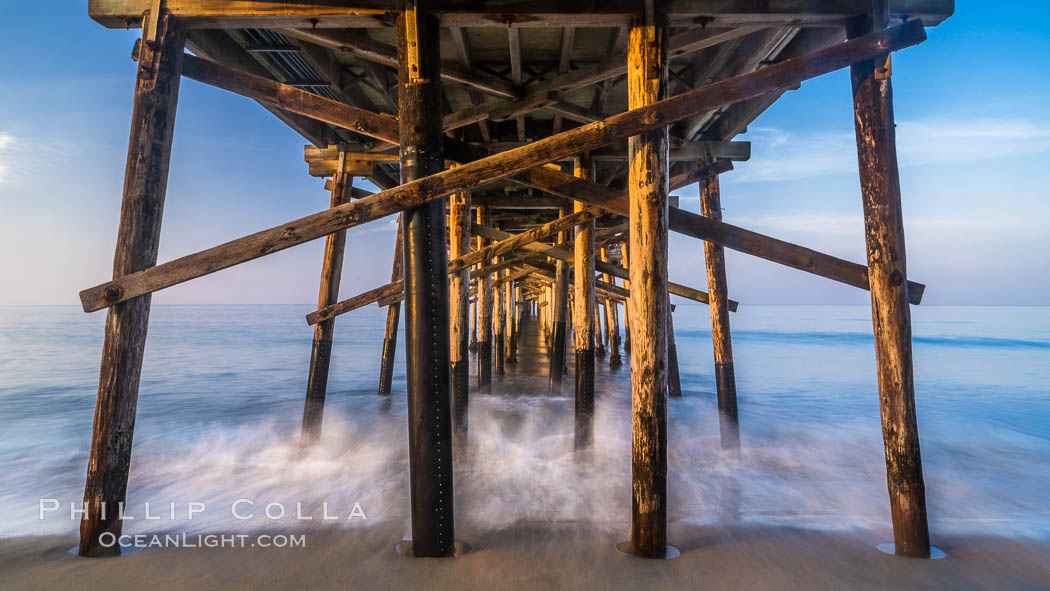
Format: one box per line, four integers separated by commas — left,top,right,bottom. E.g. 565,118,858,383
77,1,932,561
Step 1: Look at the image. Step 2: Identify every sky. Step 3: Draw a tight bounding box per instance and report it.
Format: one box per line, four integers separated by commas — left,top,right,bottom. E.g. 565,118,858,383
1,1,1048,307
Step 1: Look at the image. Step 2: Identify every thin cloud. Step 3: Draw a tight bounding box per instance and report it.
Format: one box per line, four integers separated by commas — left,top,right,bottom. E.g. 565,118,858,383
736,116,1050,182
0,132,14,184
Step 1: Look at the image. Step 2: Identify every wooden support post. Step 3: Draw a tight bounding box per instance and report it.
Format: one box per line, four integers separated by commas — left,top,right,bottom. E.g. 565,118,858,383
573,154,596,449
377,222,403,395
469,298,477,353
849,4,930,558
476,207,493,391
595,302,607,357
449,189,471,444
622,243,633,358
79,10,185,558
667,300,682,398
300,153,352,446
548,204,571,393
700,173,739,449
505,274,516,363
601,247,622,365
627,5,670,558
495,265,505,376
397,3,454,557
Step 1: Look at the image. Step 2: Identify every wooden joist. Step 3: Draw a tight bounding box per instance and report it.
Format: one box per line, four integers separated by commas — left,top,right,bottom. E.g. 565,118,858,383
180,53,398,144
184,30,331,148
79,21,927,312
441,25,761,132
277,28,520,101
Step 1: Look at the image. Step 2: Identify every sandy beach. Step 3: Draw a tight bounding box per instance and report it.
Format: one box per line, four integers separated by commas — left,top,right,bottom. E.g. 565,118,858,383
4,522,1049,590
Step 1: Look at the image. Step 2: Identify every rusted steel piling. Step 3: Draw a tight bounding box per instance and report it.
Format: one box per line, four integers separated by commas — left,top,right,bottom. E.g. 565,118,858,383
397,4,455,557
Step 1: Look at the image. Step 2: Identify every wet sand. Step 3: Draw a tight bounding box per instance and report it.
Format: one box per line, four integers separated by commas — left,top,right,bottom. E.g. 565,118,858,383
3,522,1048,590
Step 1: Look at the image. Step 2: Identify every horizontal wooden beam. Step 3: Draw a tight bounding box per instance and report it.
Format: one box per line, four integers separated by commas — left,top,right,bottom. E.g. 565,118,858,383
90,1,954,29
670,160,734,191
590,141,750,162
80,22,927,312
306,280,404,324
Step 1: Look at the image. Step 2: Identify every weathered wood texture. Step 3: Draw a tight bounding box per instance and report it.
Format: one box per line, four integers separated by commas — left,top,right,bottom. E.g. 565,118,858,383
700,173,740,451
90,1,955,29
180,53,398,144
80,22,927,312
449,189,470,442
548,204,571,393
849,8,930,558
573,155,596,450
397,4,454,558
378,221,403,396
476,206,493,391
666,301,682,398
80,11,184,558
601,247,622,365
278,27,519,100
628,8,670,559
300,155,352,447
494,263,505,376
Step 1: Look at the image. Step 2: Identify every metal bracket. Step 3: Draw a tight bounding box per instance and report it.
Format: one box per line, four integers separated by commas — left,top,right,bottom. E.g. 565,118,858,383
403,1,423,83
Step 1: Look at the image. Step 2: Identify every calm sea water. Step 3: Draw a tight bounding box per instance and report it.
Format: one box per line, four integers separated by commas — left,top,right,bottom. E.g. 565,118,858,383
1,305,1047,542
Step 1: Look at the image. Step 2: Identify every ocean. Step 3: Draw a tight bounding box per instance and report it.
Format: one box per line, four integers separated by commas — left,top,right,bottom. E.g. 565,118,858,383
1,304,1048,546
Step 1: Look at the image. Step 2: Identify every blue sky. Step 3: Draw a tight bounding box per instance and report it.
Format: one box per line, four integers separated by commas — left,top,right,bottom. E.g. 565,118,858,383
1,1,1047,306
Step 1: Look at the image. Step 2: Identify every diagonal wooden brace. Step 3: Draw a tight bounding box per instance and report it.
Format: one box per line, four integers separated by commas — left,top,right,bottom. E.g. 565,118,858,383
80,21,927,312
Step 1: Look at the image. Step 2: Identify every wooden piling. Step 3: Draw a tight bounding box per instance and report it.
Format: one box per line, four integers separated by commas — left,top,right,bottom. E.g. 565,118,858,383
601,247,622,365
449,189,471,443
848,4,930,558
627,5,670,558
495,266,505,377
548,205,571,393
397,3,454,557
600,302,609,359
378,222,404,396
700,172,739,449
79,10,185,557
573,154,596,450
667,302,683,399
505,274,516,363
476,206,493,391
300,152,353,447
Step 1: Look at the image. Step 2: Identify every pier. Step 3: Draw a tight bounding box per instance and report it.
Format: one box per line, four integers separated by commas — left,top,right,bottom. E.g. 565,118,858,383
76,0,951,560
